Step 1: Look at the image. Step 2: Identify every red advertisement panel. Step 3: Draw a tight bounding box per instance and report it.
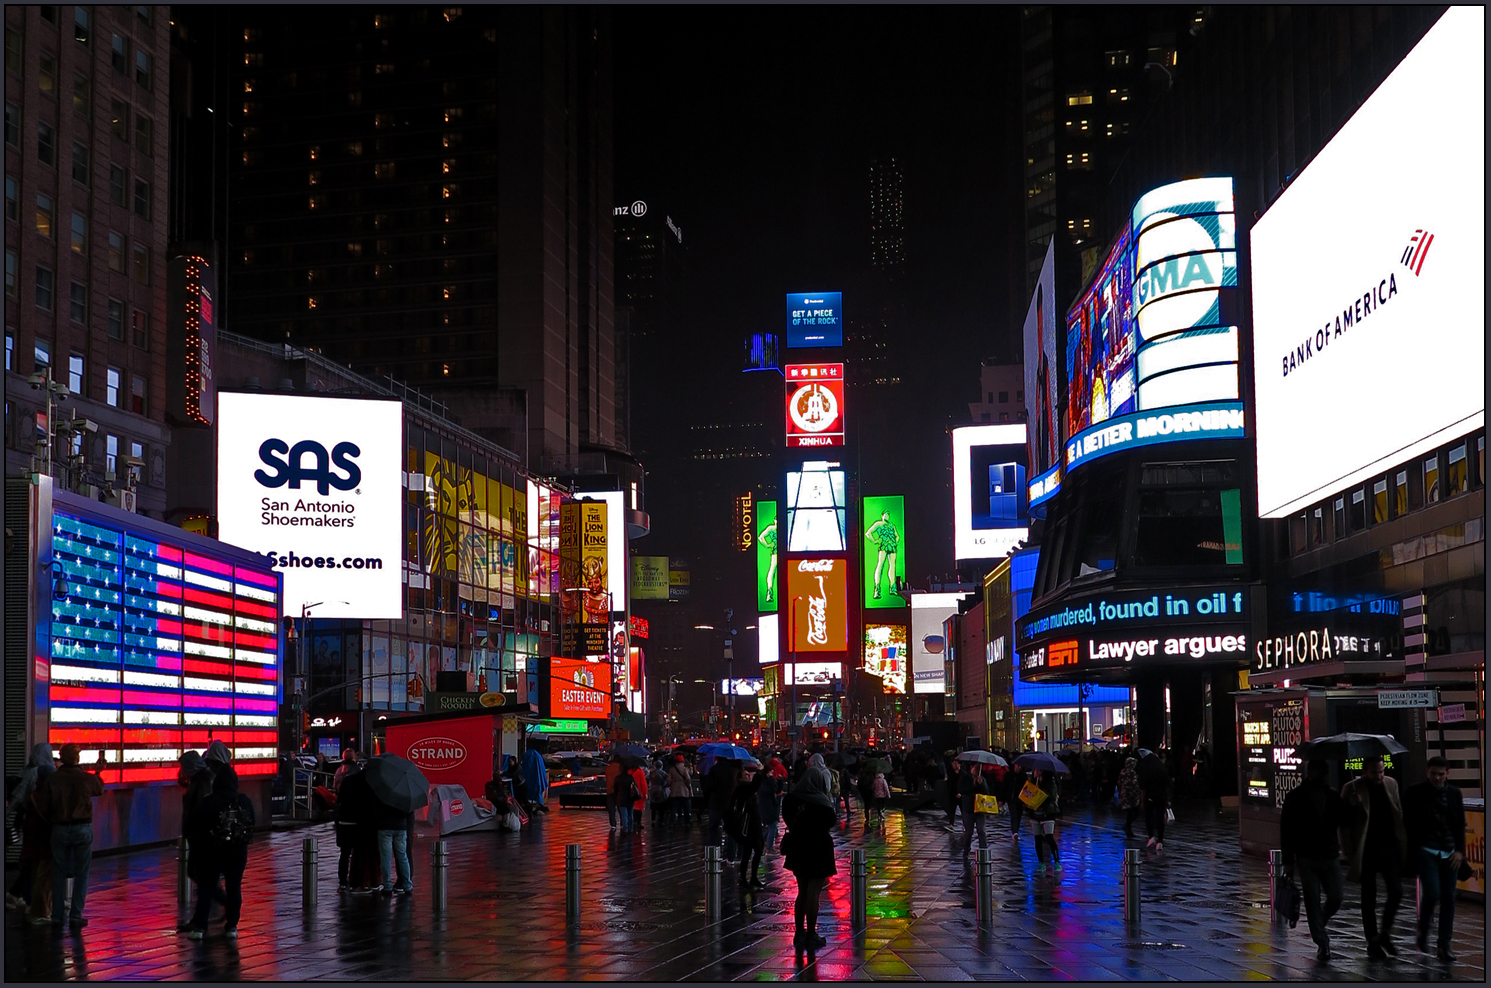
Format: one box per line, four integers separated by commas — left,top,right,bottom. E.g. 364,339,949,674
385,712,497,804
550,658,613,719
785,363,845,448
787,558,848,652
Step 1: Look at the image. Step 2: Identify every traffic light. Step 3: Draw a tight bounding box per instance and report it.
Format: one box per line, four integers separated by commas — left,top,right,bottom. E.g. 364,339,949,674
302,711,311,734
822,730,830,740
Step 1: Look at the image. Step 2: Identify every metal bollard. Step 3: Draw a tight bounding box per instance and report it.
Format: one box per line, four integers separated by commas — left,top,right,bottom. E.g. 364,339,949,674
301,837,318,912
850,848,867,930
1267,849,1286,926
431,839,448,913
1122,848,1141,927
177,837,191,906
704,845,722,921
565,844,582,923
975,848,995,928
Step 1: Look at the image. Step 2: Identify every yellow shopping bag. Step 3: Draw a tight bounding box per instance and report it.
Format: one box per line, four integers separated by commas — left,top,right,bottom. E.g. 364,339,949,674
974,793,1000,815
1018,779,1048,811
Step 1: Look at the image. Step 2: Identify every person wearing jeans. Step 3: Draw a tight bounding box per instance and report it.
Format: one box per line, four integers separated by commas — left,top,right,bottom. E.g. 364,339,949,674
377,827,412,894
1280,758,1346,961
1403,755,1466,961
34,744,103,929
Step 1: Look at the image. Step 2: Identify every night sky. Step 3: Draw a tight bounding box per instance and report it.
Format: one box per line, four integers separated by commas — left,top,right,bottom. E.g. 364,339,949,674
615,8,1026,592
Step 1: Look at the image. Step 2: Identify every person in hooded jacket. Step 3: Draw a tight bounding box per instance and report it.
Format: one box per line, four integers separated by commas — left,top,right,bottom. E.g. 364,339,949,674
6,743,54,915
781,754,837,951
667,756,693,827
185,766,255,939
203,740,238,791
332,755,365,890
1118,757,1143,838
730,767,768,888
335,758,380,892
521,745,549,813
178,751,224,928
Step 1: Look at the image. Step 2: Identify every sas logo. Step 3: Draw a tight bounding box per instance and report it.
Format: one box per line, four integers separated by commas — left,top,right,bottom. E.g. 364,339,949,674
1400,229,1434,277
406,737,467,771
254,439,361,496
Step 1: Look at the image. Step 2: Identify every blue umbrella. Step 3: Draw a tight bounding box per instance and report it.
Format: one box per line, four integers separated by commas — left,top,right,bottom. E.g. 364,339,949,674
613,742,650,762
1013,751,1071,775
697,742,751,761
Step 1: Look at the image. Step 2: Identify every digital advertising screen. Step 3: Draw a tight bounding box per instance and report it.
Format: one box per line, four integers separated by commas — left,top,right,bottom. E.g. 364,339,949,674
787,558,848,652
574,491,626,611
952,425,1029,562
1250,6,1484,518
911,592,967,694
631,555,670,601
785,463,847,553
862,624,908,694
743,332,781,373
549,657,612,720
216,393,403,619
861,495,905,609
784,363,845,448
785,291,843,348
755,500,778,611
783,661,842,686
1066,224,1136,439
721,678,765,697
1023,238,1061,477
46,505,283,784
758,613,779,665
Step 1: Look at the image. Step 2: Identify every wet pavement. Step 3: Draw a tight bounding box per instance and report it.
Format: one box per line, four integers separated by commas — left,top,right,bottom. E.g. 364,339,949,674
5,797,1483,981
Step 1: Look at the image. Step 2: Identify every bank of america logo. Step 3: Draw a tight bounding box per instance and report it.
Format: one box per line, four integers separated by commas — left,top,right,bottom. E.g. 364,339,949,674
1400,229,1434,276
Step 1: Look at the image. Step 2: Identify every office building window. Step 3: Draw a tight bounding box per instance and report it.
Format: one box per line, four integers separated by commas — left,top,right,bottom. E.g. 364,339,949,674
68,281,85,322
1333,496,1346,538
110,34,126,73
106,299,124,340
1423,454,1440,504
37,121,56,164
109,165,127,206
39,51,58,95
35,341,51,370
134,49,151,90
4,251,14,296
131,309,148,349
70,141,89,184
72,74,89,116
1394,470,1409,517
68,353,84,394
1479,436,1486,488
5,331,12,371
109,99,127,141
107,232,125,272
35,266,55,309
1348,488,1366,532
1445,442,1468,497
106,367,121,406
130,243,149,284
4,176,13,219
1066,92,1093,106
40,7,57,25
1372,478,1389,524
70,212,85,253
998,391,1009,403
105,434,118,476
130,374,146,414
1309,505,1325,547
128,440,143,485
133,114,151,155
133,178,150,218
36,194,54,237
4,102,18,146
4,28,19,73
74,6,90,45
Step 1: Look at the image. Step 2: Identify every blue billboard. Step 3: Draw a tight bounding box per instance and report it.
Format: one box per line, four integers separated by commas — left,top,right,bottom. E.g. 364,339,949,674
785,292,843,348
1009,547,1128,709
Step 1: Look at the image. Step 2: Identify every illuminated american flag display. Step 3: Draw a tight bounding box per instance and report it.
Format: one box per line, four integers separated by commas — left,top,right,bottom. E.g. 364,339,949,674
48,511,283,784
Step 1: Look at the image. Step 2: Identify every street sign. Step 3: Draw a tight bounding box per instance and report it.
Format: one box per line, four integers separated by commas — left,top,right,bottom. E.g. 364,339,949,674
1439,703,1467,725
1377,689,1438,709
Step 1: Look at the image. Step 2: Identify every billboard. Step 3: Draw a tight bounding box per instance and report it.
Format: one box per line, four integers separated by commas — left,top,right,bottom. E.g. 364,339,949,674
785,463,847,553
1023,238,1060,476
169,255,216,426
758,613,779,665
862,495,905,608
783,661,842,686
755,500,778,611
631,555,670,601
1250,7,1485,518
558,501,608,656
574,491,626,611
733,492,755,552
46,505,282,784
787,558,848,652
785,291,843,348
721,678,765,697
952,424,1029,561
911,592,968,694
1066,225,1136,439
549,658,612,720
784,363,845,448
217,393,403,619
744,332,781,373
668,558,690,600
862,624,908,694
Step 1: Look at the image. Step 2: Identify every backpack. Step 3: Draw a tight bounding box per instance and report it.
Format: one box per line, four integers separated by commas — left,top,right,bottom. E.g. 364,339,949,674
616,770,640,805
211,797,254,848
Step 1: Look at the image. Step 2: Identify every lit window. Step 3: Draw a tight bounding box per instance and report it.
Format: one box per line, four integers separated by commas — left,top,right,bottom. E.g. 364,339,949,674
308,145,319,161
308,195,323,210
1423,454,1439,503
68,353,84,393
36,194,55,238
1445,443,1469,497
1393,470,1409,516
39,50,58,95
105,434,119,476
70,212,86,253
1066,92,1092,106
1372,478,1389,524
308,170,321,186
73,74,89,116
307,297,318,309
130,374,146,415
108,232,125,272
106,368,121,406
442,159,455,174
35,341,51,369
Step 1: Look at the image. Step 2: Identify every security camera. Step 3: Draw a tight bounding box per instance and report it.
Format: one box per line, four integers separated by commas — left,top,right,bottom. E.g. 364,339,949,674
28,372,46,389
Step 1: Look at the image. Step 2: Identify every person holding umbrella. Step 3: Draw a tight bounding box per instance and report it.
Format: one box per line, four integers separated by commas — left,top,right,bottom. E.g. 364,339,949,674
1341,753,1406,959
1139,750,1170,854
361,753,431,895
955,751,1004,855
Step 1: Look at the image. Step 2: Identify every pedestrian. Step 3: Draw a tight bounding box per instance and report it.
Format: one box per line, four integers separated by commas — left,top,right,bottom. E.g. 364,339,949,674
758,762,783,856
837,763,853,822
332,754,365,891
7,743,55,915
1006,763,1028,841
1027,767,1062,875
503,755,532,816
1118,757,1142,838
203,739,238,791
1139,752,1170,853
33,743,103,931
1341,754,1406,959
627,760,649,834
707,758,740,857
1402,755,1466,961
333,748,360,791
12,743,57,927
942,757,961,832
521,744,550,813
1280,758,1346,962
604,753,624,830
178,751,223,927
856,763,876,826
335,757,380,892
648,759,670,827
667,755,693,827
370,783,413,897
781,754,837,951
730,765,767,888
184,763,255,939
871,769,891,827
956,759,985,854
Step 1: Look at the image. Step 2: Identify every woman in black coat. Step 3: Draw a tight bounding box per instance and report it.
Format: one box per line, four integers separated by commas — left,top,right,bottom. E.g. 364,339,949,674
729,769,767,889
781,753,838,951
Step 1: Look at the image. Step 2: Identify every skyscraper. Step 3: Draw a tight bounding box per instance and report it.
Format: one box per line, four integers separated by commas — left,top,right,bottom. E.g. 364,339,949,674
868,155,904,276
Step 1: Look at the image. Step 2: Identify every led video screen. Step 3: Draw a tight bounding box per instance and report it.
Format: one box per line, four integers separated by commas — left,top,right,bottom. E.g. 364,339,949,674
862,495,905,609
785,464,847,553
785,292,844,348
787,558,848,652
952,425,1029,561
862,624,908,694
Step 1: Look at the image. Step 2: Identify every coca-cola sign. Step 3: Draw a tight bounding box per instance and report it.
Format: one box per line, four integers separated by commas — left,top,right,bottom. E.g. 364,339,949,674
788,557,847,652
407,737,467,771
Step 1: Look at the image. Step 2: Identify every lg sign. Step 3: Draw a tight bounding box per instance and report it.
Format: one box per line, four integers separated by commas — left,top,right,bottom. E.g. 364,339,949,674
217,393,403,619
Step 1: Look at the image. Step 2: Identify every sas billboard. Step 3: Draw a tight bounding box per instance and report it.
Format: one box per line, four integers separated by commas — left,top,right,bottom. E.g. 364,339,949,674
786,463,847,553
785,363,845,448
862,624,908,694
952,424,1028,562
631,555,670,601
862,495,905,609
911,592,968,695
217,393,403,619
756,500,778,611
785,291,843,348
549,658,612,720
1250,7,1484,518
787,558,848,652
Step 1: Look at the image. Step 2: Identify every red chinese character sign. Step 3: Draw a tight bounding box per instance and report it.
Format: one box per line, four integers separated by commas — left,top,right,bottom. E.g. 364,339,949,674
787,558,848,652
785,363,845,448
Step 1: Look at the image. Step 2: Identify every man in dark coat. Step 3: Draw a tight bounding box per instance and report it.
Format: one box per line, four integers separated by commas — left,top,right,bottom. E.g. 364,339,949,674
1280,758,1346,962
185,767,254,939
1402,755,1466,961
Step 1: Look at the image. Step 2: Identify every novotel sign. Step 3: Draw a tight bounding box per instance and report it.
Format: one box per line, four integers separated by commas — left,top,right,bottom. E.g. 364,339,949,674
1064,400,1245,474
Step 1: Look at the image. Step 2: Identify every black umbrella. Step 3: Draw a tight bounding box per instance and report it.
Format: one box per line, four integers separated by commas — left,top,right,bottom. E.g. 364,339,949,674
363,753,431,813
1297,733,1408,760
1013,751,1071,775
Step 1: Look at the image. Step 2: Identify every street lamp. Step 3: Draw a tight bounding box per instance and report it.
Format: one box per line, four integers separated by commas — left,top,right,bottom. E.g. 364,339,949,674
788,595,805,750
296,600,349,754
